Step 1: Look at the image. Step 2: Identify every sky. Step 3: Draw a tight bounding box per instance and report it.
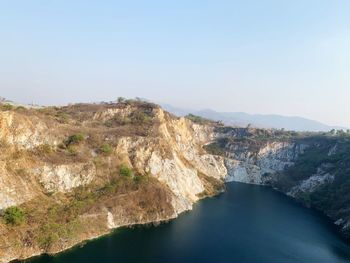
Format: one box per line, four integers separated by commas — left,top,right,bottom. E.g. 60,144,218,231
0,1,350,127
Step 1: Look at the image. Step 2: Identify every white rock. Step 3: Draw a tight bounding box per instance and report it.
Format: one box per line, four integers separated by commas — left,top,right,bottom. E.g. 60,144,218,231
288,169,334,197
33,163,95,193
107,211,118,229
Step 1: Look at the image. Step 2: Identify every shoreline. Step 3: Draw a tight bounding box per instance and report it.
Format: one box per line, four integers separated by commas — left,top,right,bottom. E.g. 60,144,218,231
12,194,210,263
14,182,350,262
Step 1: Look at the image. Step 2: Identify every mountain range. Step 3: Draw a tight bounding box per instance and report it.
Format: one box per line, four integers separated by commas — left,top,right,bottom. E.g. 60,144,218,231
160,103,347,132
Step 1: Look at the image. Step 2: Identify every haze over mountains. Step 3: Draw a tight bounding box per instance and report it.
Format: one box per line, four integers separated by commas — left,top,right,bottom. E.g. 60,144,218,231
0,96,346,132
161,103,347,132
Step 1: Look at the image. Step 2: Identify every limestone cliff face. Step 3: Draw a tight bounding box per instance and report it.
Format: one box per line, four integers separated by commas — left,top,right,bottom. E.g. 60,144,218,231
0,111,61,149
0,111,64,210
211,128,350,239
1,103,348,262
219,134,336,198
32,163,96,193
224,141,307,184
0,161,39,210
0,103,227,263
110,109,227,217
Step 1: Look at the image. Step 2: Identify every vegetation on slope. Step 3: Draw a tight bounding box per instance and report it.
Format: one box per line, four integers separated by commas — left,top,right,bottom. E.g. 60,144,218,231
3,206,25,225
1,160,172,252
0,99,180,256
207,126,350,238
205,127,299,157
274,136,350,236
185,114,220,125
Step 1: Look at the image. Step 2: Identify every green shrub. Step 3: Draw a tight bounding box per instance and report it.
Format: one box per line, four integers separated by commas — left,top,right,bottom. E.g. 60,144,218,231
15,106,26,111
104,120,113,127
134,174,149,183
55,112,70,123
131,111,152,123
37,218,82,250
104,116,133,127
0,103,14,111
117,97,126,103
3,206,25,225
66,133,85,146
185,114,214,125
100,178,120,194
37,222,61,249
119,164,133,177
67,145,78,156
204,142,226,156
100,143,112,155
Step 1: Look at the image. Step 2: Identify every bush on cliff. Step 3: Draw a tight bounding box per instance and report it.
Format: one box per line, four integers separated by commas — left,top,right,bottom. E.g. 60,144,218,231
0,103,14,111
119,164,133,177
185,114,214,125
100,143,113,155
65,133,85,146
3,206,25,225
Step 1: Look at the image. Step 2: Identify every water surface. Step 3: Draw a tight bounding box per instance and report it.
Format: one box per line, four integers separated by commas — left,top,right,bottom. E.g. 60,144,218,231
27,183,350,263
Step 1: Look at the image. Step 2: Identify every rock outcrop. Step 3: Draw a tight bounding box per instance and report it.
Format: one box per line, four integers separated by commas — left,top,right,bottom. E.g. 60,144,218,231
1,102,349,262
0,102,226,262
224,141,307,184
209,127,350,240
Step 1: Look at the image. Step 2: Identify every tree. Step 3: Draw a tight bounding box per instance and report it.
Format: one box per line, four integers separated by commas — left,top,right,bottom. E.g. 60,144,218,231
65,133,85,146
117,97,125,103
119,164,133,177
100,143,112,155
3,206,25,225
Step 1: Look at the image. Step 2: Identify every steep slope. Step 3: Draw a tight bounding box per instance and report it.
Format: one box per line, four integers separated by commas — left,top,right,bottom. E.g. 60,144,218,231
0,101,226,262
1,101,349,262
205,126,350,239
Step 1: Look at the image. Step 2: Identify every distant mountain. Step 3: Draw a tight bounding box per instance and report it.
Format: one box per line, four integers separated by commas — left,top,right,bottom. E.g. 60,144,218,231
159,103,192,117
160,104,347,132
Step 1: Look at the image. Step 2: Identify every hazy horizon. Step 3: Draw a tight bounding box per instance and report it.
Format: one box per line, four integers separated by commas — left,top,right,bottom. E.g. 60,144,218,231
1,1,350,127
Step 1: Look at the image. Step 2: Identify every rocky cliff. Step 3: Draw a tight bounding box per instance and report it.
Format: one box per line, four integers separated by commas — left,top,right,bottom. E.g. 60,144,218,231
1,103,349,262
206,126,350,239
0,101,226,262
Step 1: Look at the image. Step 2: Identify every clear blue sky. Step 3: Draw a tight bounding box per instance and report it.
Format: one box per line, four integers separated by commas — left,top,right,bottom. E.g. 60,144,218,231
1,1,349,127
